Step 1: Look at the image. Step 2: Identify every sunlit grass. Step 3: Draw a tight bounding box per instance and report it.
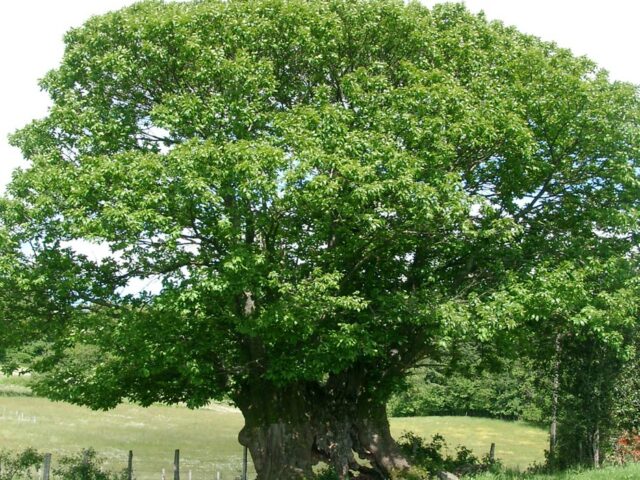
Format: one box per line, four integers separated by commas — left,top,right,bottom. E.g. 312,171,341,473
1,396,248,479
0,374,33,397
474,463,640,479
3,390,637,480
391,416,549,470
1,395,551,479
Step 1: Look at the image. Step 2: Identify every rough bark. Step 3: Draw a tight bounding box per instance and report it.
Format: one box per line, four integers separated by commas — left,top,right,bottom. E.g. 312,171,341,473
239,421,316,479
235,381,410,480
236,382,317,480
352,402,411,477
592,426,600,467
549,333,561,460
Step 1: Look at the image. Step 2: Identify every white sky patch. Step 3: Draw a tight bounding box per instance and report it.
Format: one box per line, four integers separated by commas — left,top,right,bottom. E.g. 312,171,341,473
176,227,202,255
458,0,640,85
60,239,112,262
1,0,639,196
59,238,172,297
469,203,482,218
117,275,164,297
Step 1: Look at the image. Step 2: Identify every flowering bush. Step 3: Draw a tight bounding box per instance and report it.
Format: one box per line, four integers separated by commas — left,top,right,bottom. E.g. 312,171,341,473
615,431,640,464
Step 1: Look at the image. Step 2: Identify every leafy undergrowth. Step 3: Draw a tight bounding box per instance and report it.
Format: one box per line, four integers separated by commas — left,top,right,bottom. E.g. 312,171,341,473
0,448,130,480
397,431,500,478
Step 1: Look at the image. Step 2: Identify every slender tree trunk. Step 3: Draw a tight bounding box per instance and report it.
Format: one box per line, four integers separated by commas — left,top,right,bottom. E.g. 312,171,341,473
592,426,600,467
549,333,561,461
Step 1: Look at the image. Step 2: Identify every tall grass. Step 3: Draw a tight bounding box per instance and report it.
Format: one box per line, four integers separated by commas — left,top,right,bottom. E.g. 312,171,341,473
473,463,640,479
391,416,548,469
10,376,636,480
0,374,33,397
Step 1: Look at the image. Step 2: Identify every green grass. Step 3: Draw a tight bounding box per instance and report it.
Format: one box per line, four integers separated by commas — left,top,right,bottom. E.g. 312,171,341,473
10,386,640,480
1,379,637,480
0,396,248,479
0,374,33,397
391,416,548,470
1,393,549,479
2,392,638,480
474,463,640,479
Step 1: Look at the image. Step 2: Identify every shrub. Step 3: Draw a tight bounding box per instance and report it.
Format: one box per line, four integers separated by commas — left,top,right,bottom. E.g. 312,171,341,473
53,449,128,480
613,431,640,464
0,448,43,480
397,432,500,478
388,361,545,423
313,467,340,480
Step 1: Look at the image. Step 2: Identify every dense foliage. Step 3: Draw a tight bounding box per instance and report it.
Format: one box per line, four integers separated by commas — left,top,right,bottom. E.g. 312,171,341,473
1,0,638,478
389,359,545,422
54,449,129,480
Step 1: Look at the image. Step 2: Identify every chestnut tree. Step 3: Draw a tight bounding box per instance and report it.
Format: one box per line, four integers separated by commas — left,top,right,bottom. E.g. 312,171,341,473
1,1,639,478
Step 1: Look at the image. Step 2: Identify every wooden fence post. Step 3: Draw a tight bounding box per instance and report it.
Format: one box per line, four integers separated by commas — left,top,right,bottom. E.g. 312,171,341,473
173,449,180,480
42,453,52,480
127,450,133,480
242,446,248,480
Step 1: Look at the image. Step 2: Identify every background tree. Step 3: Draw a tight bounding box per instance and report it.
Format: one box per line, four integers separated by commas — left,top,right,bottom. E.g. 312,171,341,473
388,351,547,423
391,258,640,468
1,1,638,478
475,259,639,467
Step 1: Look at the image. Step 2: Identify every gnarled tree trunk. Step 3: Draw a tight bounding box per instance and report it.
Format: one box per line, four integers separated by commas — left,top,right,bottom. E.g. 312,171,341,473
235,380,410,480
352,402,411,477
239,421,317,479
236,382,317,479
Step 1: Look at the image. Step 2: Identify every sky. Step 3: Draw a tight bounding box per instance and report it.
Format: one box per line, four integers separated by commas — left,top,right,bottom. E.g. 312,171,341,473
1,0,639,194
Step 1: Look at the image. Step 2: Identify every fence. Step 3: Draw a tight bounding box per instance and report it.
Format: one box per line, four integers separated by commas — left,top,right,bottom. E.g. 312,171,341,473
16,443,499,479
36,448,250,480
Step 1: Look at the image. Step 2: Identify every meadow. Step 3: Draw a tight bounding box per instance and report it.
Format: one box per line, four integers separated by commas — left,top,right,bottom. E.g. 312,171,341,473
1,395,248,479
391,417,547,470
1,375,547,479
1,377,636,480
474,464,640,480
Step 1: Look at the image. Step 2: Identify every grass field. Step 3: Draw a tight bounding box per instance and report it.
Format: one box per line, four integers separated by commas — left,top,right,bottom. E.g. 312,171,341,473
391,416,548,470
1,379,638,480
0,376,632,479
475,463,640,479
1,392,548,479
1,396,248,479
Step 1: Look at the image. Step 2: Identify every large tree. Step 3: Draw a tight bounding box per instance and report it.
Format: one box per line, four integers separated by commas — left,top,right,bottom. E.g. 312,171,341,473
1,0,639,478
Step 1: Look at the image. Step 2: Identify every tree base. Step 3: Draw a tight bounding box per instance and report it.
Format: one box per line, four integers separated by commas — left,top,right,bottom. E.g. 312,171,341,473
238,402,409,480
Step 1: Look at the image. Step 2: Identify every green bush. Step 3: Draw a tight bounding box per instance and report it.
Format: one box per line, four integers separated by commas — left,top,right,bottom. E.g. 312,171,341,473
396,432,500,479
0,448,43,480
53,449,129,480
313,467,340,480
